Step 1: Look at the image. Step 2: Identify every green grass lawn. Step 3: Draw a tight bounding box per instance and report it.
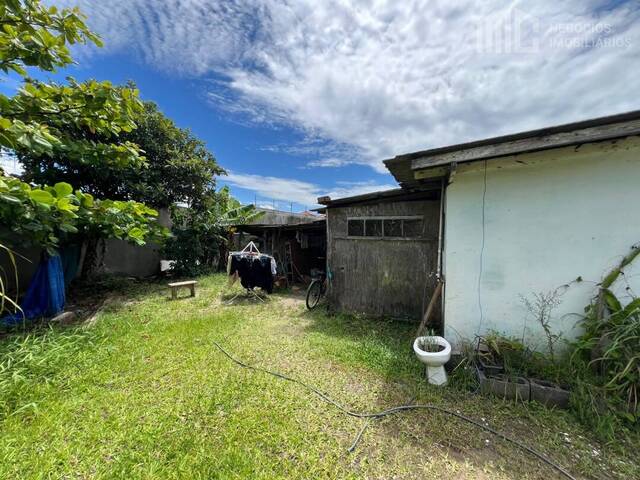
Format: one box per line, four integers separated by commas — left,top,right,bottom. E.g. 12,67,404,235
0,274,638,479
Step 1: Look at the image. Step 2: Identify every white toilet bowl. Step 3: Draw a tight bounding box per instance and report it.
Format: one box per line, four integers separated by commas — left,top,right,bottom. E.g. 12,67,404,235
413,336,452,386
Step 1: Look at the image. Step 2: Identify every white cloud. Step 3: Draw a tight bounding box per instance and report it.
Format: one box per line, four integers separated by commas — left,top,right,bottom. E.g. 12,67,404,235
305,158,352,168
223,172,396,207
57,0,640,170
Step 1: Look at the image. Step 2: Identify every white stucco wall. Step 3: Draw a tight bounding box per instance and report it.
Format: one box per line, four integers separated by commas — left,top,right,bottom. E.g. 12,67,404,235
443,136,640,352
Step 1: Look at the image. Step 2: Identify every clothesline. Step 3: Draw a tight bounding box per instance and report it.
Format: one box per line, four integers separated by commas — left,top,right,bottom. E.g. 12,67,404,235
229,240,261,256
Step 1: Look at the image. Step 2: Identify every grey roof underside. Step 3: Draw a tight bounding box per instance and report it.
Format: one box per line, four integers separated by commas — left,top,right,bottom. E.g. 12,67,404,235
384,110,640,187
317,186,440,209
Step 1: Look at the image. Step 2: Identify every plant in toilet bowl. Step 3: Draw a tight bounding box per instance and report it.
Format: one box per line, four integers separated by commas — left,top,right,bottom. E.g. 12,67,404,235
413,331,452,386
420,330,445,352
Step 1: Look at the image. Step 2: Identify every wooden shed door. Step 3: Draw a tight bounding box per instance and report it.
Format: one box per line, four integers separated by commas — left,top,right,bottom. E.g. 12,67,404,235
327,199,440,321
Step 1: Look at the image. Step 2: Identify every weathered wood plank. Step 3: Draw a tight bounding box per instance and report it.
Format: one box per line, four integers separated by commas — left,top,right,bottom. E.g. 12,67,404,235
412,120,640,171
168,280,197,287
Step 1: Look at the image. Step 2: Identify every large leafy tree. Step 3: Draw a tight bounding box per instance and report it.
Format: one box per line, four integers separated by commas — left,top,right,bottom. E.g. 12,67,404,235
20,100,224,208
0,0,254,282
0,1,144,170
0,175,165,255
0,0,167,272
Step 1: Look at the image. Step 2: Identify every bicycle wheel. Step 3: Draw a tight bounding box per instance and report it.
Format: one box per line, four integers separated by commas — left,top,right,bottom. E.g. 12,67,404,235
306,280,323,310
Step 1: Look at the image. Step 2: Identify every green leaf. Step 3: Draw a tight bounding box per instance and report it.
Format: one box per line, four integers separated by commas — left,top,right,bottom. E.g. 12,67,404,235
603,289,622,313
56,197,78,212
54,182,73,197
128,227,144,239
29,189,55,205
0,194,21,204
59,223,78,233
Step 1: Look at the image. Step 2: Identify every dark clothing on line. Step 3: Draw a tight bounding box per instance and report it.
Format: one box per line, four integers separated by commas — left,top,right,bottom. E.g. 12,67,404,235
229,254,274,293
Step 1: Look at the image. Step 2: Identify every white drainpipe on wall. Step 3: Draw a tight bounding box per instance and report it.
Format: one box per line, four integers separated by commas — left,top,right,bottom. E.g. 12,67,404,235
436,177,445,281
438,167,455,340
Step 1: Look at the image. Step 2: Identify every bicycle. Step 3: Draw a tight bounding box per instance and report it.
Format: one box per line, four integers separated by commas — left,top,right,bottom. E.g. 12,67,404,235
305,272,327,310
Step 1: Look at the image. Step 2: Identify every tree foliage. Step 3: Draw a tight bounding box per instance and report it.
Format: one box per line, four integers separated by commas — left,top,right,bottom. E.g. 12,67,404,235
0,0,101,76
0,174,167,255
3,79,144,167
0,0,170,262
0,0,144,174
20,100,223,208
163,187,263,276
0,0,249,281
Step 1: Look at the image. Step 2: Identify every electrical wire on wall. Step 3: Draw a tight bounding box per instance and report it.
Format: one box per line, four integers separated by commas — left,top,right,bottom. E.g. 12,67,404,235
477,160,488,335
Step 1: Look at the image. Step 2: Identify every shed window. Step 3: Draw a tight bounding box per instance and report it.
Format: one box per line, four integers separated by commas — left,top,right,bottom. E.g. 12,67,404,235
402,219,423,237
346,216,424,239
347,219,364,236
383,219,402,237
365,219,383,237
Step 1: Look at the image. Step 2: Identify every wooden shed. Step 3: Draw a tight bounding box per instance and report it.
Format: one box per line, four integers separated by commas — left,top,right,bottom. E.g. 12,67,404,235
319,186,442,321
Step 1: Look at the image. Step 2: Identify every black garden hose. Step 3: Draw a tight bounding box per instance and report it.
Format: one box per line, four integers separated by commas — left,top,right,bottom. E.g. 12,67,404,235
212,341,577,480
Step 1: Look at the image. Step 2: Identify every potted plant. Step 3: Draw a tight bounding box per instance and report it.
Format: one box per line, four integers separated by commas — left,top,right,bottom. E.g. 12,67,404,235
476,335,505,375
419,334,446,353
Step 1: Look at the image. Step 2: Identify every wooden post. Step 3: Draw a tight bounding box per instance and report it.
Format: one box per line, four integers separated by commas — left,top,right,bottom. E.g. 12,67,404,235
416,280,443,338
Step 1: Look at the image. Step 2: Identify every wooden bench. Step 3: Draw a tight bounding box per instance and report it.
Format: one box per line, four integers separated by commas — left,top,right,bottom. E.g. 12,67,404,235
168,280,197,300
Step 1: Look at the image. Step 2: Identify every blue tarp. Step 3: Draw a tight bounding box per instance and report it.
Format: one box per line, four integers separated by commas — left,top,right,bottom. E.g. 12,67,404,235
2,254,66,326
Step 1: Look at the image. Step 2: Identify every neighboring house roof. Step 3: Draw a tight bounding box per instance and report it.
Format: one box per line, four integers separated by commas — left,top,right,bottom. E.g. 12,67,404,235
245,207,322,226
236,218,325,235
385,109,640,188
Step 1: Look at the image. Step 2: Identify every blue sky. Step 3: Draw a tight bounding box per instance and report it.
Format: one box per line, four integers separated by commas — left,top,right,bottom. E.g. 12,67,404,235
4,1,640,209
19,54,393,211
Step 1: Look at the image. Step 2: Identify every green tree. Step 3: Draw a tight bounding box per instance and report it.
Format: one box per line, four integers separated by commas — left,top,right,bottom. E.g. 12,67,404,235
0,0,255,282
0,175,166,255
20,100,224,208
0,0,168,277
0,0,144,172
163,187,263,276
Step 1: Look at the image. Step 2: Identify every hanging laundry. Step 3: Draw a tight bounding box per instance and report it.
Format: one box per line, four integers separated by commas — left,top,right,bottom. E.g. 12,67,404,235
227,253,275,293
226,242,276,294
